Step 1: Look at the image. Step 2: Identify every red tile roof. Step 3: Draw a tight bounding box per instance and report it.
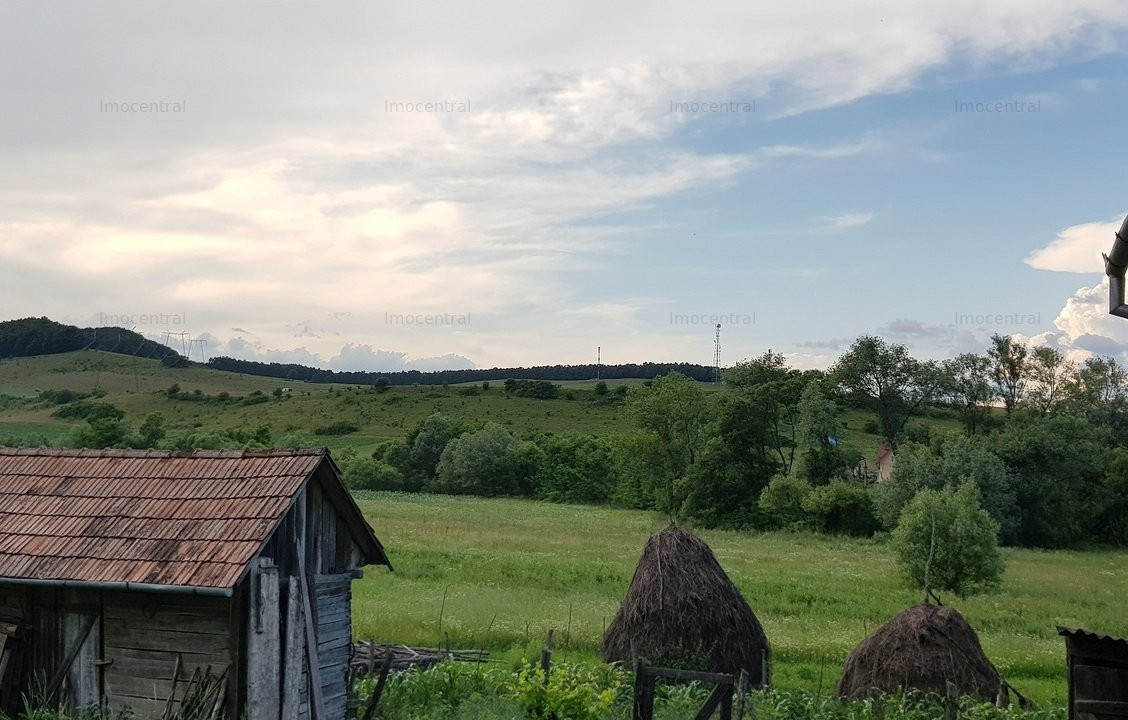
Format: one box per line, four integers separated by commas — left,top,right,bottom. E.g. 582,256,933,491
0,448,379,591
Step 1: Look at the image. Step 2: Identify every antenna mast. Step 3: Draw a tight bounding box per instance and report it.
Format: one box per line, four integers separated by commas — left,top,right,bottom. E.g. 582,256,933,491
713,324,721,383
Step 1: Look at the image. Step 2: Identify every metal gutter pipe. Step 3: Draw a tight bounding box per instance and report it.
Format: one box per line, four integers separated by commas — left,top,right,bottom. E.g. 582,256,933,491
0,576,234,597
1104,213,1128,318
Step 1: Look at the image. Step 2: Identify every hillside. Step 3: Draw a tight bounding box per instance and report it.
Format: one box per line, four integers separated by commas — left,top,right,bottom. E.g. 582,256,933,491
0,351,960,464
0,351,637,454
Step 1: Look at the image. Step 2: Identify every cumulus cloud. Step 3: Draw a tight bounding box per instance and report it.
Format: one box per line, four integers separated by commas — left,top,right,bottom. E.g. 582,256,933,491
1026,215,1126,273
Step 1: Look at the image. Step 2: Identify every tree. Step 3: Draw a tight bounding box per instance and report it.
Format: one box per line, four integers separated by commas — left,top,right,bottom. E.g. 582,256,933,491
406,413,464,485
892,482,1004,600
625,372,711,515
875,433,1019,544
430,424,535,496
534,434,617,504
988,334,1027,415
1026,346,1074,416
940,353,995,435
1066,356,1128,438
990,414,1109,547
795,380,846,484
831,336,942,445
136,412,166,448
724,351,807,475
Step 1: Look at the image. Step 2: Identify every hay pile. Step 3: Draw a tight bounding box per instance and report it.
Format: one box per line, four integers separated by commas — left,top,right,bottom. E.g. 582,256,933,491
837,604,1002,702
602,525,770,683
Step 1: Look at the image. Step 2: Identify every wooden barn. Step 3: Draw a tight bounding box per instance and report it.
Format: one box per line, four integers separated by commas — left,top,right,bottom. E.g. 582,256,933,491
1059,628,1128,720
0,448,390,719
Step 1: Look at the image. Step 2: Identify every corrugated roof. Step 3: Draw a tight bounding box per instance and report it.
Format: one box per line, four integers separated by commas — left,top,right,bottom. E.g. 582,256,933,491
0,448,381,591
1058,627,1128,647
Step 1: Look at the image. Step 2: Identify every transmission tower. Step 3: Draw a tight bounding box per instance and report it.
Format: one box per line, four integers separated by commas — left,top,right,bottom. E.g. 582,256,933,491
713,324,721,383
188,338,208,363
596,346,601,380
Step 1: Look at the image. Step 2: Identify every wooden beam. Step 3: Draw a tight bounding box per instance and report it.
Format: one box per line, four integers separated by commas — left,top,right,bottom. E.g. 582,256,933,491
297,491,327,720
281,577,303,720
247,559,281,720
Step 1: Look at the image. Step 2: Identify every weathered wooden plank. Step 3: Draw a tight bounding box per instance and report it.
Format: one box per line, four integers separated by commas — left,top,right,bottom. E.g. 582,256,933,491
248,559,281,720
61,597,100,709
102,613,229,636
282,577,305,720
297,488,327,720
104,629,230,656
106,650,227,677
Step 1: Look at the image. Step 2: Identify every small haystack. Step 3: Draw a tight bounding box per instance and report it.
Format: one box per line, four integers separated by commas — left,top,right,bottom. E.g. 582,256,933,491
602,525,770,683
837,604,1002,702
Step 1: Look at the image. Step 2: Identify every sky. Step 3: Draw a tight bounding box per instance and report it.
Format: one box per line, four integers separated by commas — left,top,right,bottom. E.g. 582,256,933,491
3,1,1128,373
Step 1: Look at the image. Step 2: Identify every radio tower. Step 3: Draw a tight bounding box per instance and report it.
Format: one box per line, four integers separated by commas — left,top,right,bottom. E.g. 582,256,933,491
713,324,721,383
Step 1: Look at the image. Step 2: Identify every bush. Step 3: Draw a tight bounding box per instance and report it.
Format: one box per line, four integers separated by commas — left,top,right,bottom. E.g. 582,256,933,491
53,401,125,422
343,458,405,491
801,480,880,536
892,482,1004,599
758,475,812,530
507,661,626,720
313,421,360,436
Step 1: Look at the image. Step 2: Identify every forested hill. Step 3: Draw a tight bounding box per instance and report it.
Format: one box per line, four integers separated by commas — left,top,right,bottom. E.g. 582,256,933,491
0,317,183,362
0,316,714,384
206,356,715,385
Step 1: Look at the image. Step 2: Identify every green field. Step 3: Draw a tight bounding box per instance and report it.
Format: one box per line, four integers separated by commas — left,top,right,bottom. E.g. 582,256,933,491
0,352,641,454
351,492,1128,709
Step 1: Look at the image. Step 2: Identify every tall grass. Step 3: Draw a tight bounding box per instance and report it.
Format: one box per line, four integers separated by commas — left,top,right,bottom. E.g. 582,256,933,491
351,493,1128,708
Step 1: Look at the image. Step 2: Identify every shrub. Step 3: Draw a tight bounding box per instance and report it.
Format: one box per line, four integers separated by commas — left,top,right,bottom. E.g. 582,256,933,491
892,482,1004,599
801,480,880,536
758,475,812,529
313,421,360,436
343,458,404,491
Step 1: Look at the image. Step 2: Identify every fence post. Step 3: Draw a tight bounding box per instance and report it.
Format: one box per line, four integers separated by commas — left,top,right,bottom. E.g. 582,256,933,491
540,629,554,687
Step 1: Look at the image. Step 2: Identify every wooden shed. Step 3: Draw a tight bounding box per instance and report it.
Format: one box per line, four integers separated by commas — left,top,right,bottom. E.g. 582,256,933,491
1059,628,1128,720
0,447,390,719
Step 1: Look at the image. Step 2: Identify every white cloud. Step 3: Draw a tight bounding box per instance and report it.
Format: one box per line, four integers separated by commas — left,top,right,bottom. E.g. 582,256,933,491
1026,214,1126,273
824,212,875,230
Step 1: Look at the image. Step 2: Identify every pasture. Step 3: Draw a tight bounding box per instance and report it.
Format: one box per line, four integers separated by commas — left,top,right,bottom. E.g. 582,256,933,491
351,492,1128,709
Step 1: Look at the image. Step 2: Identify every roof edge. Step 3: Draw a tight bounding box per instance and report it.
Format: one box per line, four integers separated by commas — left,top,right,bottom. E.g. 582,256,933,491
0,575,234,597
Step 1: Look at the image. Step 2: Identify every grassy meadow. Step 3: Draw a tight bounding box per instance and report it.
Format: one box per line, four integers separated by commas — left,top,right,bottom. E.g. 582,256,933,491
0,352,637,453
351,492,1128,709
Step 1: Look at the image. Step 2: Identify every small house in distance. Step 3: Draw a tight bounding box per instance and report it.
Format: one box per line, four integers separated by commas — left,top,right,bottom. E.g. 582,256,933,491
0,448,390,720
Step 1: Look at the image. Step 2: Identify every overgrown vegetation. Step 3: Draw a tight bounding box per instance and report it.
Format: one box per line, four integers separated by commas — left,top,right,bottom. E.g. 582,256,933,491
349,659,1067,720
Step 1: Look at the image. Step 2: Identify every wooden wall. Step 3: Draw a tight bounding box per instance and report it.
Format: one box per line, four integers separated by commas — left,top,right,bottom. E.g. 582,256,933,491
102,591,235,718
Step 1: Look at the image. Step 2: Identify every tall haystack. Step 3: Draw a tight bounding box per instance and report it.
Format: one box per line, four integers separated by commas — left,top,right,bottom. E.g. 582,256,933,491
837,604,1002,702
602,525,770,683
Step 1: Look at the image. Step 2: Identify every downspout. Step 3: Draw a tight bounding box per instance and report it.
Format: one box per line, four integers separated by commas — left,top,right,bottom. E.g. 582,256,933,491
1103,214,1128,318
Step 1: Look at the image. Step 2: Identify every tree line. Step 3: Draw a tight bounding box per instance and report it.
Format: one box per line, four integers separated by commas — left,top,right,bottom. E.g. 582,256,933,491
339,334,1127,552
205,356,715,385
0,317,182,362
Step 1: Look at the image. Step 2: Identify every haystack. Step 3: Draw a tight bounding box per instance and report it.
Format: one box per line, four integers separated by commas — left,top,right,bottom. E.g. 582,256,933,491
602,525,770,683
836,604,1002,702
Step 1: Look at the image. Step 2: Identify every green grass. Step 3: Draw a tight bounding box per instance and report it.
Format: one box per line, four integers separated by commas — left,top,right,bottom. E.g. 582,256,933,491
0,352,637,451
351,493,1128,709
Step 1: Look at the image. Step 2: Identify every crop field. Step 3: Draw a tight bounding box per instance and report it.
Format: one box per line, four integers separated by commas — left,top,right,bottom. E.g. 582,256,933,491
351,492,1128,709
